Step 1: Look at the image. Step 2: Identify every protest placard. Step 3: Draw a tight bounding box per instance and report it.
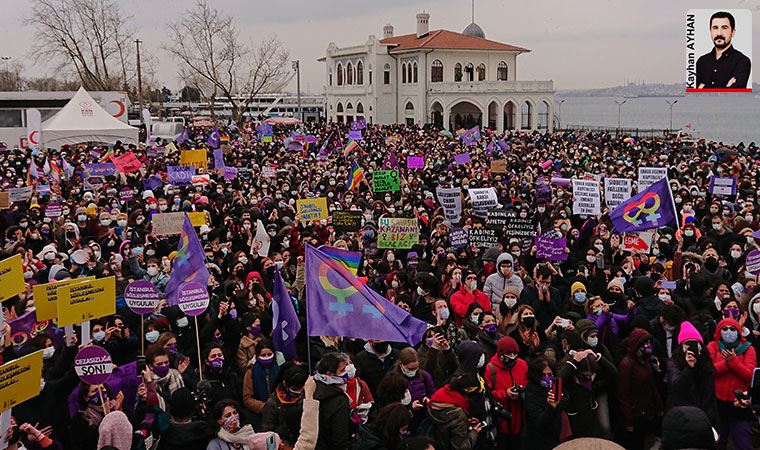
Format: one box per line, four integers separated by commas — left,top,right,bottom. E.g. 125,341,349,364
449,228,469,248
535,235,568,261
0,351,43,411
469,228,498,249
83,163,116,177
262,165,276,178
490,159,507,174
119,187,135,202
572,179,601,215
332,210,363,233
637,167,668,190
505,214,539,238
191,174,210,185
378,217,419,249
371,170,400,192
177,282,210,316
436,187,462,223
0,254,25,303
8,186,33,203
111,152,142,173
56,277,116,327
486,209,510,229
454,152,471,165
74,346,113,385
0,192,8,209
622,231,653,252
33,277,96,322
188,211,207,227
124,280,161,315
179,149,208,170
468,188,498,216
167,166,195,186
708,176,737,196
604,178,632,208
151,212,186,235
746,250,760,275
407,156,424,169
297,198,328,221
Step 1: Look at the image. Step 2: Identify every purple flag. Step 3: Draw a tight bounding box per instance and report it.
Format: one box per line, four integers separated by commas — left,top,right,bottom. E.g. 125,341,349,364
454,152,471,165
485,141,496,153
175,127,190,145
351,117,366,130
223,167,238,180
610,178,676,233
384,149,399,169
206,128,221,148
68,362,139,417
305,245,428,345
166,214,211,306
213,148,225,169
143,175,163,191
460,126,481,147
272,267,301,358
287,140,304,152
497,140,509,152
9,310,64,354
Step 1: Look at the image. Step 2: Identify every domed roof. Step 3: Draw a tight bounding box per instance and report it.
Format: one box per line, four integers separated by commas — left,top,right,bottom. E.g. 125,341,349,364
462,22,485,39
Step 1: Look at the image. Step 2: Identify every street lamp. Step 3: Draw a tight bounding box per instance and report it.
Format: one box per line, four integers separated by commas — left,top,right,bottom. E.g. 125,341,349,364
666,100,678,132
614,100,626,133
292,60,302,126
556,99,565,130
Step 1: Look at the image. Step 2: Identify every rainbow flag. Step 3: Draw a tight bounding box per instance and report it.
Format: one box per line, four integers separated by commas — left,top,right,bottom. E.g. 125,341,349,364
319,246,362,275
346,161,363,191
99,147,115,162
220,135,231,144
343,138,361,156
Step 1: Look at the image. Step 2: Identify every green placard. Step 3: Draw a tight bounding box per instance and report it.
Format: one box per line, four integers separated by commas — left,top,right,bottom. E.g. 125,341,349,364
378,217,419,249
371,170,400,192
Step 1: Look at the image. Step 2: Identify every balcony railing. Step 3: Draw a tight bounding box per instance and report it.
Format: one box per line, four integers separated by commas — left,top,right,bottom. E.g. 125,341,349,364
428,80,554,94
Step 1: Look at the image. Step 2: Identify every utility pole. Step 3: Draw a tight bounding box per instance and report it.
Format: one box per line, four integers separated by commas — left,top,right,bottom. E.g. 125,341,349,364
666,100,678,132
614,100,626,134
135,39,144,122
292,60,302,126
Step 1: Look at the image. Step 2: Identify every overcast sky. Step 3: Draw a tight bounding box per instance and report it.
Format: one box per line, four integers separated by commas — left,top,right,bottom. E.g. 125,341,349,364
1,0,758,93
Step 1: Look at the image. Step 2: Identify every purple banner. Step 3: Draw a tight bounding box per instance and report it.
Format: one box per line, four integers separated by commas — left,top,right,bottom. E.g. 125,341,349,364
9,310,64,354
746,249,760,275
454,152,471,165
535,235,568,261
223,167,238,180
708,176,737,196
45,203,62,218
449,227,469,249
143,175,163,191
407,156,424,169
348,130,362,141
536,180,552,203
124,280,161,315
167,165,195,186
83,163,116,178
119,187,135,201
213,148,225,169
74,345,113,385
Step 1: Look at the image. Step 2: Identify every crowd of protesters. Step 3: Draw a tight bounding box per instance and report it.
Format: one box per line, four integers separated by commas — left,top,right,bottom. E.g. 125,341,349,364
0,118,759,450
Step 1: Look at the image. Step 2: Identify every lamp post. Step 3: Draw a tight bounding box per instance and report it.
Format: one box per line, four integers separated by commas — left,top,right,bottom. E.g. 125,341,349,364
292,60,302,127
135,39,144,122
614,100,626,134
557,99,565,130
666,100,678,132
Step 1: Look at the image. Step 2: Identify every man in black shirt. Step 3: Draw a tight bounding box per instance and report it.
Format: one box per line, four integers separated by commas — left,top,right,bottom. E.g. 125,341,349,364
696,11,751,89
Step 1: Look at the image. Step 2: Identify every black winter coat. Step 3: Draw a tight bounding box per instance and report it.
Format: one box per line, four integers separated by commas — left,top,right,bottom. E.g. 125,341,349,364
314,381,351,450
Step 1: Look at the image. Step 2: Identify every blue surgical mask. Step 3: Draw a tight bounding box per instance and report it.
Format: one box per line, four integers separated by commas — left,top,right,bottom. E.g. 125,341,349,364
574,292,587,303
721,328,739,344
92,330,106,341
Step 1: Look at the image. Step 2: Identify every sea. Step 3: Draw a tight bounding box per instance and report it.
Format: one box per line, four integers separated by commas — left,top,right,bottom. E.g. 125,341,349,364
556,94,760,146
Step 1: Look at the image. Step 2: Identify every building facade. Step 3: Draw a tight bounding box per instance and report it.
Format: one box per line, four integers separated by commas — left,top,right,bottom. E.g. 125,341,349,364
321,12,555,132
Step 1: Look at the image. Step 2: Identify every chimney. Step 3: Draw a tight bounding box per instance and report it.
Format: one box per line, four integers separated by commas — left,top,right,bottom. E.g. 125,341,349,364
383,23,394,39
416,12,430,38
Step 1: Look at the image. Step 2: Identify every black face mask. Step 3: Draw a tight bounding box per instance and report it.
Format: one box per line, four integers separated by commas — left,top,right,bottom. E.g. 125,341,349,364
373,342,389,354
606,292,625,305
704,257,718,272
500,355,517,367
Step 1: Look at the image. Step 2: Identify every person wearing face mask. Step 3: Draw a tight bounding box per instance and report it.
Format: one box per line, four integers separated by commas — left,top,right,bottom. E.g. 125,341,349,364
313,352,351,450
355,339,398,396
243,340,281,427
207,399,281,450
745,293,760,349
483,253,524,314
449,269,492,327
138,349,185,410
498,285,522,336
196,345,242,411
707,318,756,450
352,403,413,450
428,372,485,450
556,349,606,438
260,365,308,445
616,328,664,449
484,336,528,447
393,348,435,411
342,356,374,424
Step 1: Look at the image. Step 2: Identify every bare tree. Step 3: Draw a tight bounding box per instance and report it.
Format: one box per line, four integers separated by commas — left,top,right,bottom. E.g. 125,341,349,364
26,76,81,91
0,60,24,91
28,0,136,91
164,0,291,125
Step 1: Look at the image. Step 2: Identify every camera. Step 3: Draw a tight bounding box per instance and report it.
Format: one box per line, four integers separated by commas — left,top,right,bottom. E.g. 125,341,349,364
512,385,526,394
492,402,512,421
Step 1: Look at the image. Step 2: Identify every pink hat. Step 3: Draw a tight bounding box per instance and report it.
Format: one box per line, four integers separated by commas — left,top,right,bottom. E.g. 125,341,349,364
677,321,703,344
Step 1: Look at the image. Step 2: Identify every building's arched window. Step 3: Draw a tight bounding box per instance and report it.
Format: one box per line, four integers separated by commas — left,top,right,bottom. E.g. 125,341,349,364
383,63,391,84
357,61,364,85
465,63,474,82
336,63,343,86
407,63,413,84
477,63,486,81
413,62,418,83
337,102,343,112
368,64,373,85
497,61,508,81
328,68,333,86
431,60,443,82
346,102,353,110
401,63,407,83
346,62,353,85
454,63,462,82
356,103,364,114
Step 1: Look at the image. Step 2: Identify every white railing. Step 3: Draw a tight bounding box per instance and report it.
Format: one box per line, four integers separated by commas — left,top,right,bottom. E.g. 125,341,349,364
428,80,554,93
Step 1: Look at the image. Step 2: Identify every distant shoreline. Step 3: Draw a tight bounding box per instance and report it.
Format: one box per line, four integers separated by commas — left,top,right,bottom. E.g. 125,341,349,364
557,82,758,97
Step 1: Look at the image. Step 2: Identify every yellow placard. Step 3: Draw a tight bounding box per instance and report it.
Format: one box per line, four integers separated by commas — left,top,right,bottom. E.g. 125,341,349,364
188,211,208,227
33,277,96,321
0,254,25,303
165,142,178,154
296,197,328,221
179,149,207,170
56,277,116,327
0,351,43,411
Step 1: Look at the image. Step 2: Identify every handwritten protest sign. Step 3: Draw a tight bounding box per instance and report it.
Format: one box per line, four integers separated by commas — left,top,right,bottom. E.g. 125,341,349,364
637,167,668,191
0,351,43,411
33,277,96,322
111,152,142,173
297,198,328,221
535,235,568,261
469,188,498,217
407,156,424,169
332,211,363,233
572,179,601,215
371,170,400,192
378,217,419,249
469,228,498,249
449,228,469,248
0,254,24,303
436,187,462,223
179,149,207,170
604,178,632,208
56,277,116,327
167,166,195,186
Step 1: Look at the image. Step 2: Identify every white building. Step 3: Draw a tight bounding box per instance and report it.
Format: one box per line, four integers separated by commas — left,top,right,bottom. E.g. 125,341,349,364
321,12,555,132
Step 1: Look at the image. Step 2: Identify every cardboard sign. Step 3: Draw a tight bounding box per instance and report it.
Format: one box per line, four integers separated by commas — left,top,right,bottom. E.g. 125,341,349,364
112,152,142,173
0,192,9,209
56,277,116,327
604,178,632,208
297,197,328,221
332,211,363,233
33,277,96,322
572,179,601,216
486,209,510,229
436,187,462,223
637,167,668,191
371,170,400,192
378,217,419,249
407,156,424,169
490,160,507,174
8,186,33,203
0,351,43,411
179,149,208,170
0,254,24,303
469,228,499,249
535,235,568,261
74,346,113,385
151,212,203,235
468,188,498,216
622,231,653,252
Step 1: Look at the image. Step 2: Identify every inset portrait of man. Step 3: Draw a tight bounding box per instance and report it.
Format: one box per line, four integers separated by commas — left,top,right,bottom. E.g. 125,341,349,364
696,11,751,89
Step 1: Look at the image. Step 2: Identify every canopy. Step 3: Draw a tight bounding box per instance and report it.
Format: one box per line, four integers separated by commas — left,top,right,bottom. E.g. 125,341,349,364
42,87,138,148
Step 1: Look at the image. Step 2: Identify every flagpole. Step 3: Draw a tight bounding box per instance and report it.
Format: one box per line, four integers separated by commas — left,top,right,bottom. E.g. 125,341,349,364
305,259,313,373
